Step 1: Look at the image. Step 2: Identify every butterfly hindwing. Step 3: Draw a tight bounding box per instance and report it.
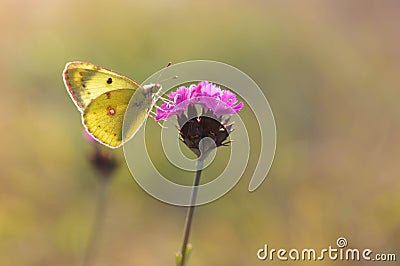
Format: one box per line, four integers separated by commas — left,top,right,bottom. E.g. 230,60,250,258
83,89,135,148
63,62,142,111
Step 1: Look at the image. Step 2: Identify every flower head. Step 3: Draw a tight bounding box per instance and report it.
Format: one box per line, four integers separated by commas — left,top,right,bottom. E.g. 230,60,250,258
83,130,119,179
154,81,243,158
155,81,243,121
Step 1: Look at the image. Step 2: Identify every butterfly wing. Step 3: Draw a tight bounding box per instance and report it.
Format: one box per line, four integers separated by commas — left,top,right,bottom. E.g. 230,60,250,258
83,87,157,148
63,61,142,111
83,89,135,148
123,84,159,141
63,61,158,148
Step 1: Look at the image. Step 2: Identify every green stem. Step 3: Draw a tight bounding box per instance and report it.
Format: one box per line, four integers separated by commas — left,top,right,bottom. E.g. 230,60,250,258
180,160,203,266
81,176,109,266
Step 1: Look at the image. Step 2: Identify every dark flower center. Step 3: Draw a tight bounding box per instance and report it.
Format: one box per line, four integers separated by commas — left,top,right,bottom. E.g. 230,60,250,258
179,116,230,157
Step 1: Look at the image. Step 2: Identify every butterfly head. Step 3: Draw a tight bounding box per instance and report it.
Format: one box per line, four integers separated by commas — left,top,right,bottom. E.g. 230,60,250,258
143,83,162,95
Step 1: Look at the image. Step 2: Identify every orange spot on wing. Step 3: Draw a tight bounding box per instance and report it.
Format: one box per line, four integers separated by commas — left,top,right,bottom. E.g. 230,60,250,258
107,106,116,116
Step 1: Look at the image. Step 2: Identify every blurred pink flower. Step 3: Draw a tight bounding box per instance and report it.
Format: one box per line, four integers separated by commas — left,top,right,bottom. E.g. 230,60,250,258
83,130,97,144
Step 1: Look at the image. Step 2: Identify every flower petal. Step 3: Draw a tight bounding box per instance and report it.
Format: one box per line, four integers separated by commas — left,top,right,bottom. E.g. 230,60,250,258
153,81,243,121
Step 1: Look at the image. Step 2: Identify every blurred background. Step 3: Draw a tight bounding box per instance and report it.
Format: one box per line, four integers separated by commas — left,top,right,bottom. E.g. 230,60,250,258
0,0,399,265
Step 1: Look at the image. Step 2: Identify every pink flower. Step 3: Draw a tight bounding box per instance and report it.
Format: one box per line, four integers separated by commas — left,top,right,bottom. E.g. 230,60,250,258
154,81,243,121
199,81,221,97
155,102,176,121
168,86,190,105
221,90,238,107
83,130,97,144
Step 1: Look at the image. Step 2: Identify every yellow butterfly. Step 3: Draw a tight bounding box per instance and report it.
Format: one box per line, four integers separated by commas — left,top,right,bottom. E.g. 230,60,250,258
63,62,161,148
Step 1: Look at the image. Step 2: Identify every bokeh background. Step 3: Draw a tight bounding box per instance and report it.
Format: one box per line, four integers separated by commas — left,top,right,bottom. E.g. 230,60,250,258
1,0,399,265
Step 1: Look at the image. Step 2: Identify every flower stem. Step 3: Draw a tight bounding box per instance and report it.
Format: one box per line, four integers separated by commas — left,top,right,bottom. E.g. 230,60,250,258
81,176,109,266
180,160,203,266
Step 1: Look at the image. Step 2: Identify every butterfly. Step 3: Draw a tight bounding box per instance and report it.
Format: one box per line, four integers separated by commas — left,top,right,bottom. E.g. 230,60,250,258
63,62,161,148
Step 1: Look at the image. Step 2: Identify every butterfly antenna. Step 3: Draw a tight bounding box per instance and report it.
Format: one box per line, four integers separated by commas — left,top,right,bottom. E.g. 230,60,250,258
155,62,172,84
159,75,178,83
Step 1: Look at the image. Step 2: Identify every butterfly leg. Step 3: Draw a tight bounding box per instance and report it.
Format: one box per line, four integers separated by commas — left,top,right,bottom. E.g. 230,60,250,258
148,111,168,129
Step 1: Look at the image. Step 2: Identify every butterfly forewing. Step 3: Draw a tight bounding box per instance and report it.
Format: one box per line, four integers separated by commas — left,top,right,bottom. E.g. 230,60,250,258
63,62,142,111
